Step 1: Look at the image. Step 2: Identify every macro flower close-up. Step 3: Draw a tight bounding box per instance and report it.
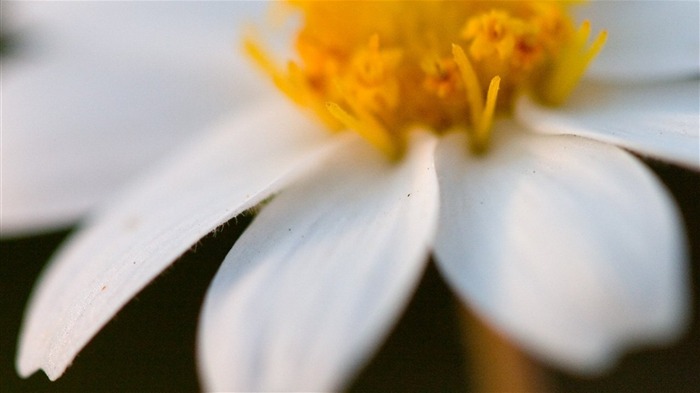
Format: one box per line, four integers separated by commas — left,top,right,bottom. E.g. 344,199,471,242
2,1,699,392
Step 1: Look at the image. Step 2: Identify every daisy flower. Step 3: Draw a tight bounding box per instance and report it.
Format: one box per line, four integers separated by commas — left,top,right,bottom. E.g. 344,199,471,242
14,1,699,392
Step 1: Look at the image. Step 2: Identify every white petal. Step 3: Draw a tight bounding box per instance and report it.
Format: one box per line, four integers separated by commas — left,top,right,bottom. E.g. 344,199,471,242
1,1,271,235
198,132,439,392
516,80,700,169
16,97,337,380
434,124,688,373
577,1,699,82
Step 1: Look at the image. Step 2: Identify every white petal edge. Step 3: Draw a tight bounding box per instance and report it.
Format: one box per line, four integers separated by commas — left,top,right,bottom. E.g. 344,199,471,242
434,124,689,373
516,79,700,170
16,96,339,380
577,1,699,82
198,131,439,392
1,1,271,235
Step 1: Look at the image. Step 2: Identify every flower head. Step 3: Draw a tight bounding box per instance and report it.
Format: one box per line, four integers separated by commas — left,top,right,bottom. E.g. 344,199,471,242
247,1,605,155
14,1,699,392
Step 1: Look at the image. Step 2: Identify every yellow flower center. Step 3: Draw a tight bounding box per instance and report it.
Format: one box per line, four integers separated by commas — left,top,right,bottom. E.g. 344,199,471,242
246,1,606,158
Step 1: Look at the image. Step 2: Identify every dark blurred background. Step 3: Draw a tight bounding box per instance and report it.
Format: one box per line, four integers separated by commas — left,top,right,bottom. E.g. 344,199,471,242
1,160,698,392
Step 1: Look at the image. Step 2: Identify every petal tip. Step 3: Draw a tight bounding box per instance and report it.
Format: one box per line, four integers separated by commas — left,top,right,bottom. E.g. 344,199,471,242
15,357,63,382
16,329,74,382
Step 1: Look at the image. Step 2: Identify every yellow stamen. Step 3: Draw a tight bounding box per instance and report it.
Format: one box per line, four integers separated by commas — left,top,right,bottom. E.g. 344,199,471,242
452,44,485,128
452,44,501,154
245,37,342,129
326,102,398,158
540,20,608,105
244,37,298,102
473,76,501,155
247,1,605,158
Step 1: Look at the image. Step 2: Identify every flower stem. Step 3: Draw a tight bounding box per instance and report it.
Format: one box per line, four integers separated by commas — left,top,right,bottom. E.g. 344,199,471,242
459,306,551,393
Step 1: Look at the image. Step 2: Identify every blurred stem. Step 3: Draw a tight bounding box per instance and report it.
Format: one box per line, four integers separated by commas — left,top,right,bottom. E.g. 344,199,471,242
459,305,550,393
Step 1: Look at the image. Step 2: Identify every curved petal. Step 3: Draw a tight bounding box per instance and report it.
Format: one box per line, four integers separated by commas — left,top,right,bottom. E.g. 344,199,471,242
577,1,699,82
2,1,271,235
198,132,439,392
433,124,689,373
16,97,337,380
516,80,700,170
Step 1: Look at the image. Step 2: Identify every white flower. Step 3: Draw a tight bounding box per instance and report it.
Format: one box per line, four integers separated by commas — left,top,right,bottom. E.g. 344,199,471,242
11,1,699,392
1,1,267,236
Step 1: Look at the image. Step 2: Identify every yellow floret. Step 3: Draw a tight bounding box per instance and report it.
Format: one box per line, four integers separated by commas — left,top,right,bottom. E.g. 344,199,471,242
246,1,605,157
